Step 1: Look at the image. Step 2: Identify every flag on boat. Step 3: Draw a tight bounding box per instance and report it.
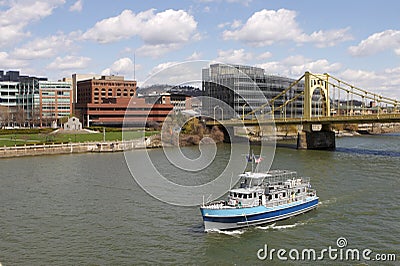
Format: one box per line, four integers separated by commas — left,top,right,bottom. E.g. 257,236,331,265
254,155,263,163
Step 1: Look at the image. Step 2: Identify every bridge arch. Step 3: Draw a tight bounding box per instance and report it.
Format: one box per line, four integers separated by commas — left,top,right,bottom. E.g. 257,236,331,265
304,72,330,119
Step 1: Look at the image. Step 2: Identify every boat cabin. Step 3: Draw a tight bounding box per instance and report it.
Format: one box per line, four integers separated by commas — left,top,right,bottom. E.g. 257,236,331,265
228,188,263,207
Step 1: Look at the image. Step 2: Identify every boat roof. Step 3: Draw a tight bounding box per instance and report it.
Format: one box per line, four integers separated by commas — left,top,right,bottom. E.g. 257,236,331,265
229,187,261,194
238,172,272,179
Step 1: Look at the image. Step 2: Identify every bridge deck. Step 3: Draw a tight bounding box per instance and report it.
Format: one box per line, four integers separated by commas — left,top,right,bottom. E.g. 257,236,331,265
207,113,400,126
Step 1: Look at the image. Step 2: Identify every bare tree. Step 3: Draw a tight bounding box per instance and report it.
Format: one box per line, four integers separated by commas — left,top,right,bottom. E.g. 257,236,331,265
31,106,41,127
14,107,25,127
0,106,8,128
0,107,12,128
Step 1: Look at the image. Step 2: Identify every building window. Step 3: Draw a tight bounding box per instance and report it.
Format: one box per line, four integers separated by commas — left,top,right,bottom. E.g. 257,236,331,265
129,89,135,96
108,89,113,97
116,89,121,96
123,89,128,96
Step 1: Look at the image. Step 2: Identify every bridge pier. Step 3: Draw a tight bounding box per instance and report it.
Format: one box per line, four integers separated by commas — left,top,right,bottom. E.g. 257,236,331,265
297,124,335,150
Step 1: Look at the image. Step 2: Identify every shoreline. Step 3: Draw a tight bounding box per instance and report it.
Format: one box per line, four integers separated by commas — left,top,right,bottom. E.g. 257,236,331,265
0,139,149,159
1,129,399,159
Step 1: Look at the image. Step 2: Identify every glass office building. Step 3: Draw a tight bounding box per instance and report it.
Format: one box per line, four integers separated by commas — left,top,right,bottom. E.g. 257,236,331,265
202,63,307,120
0,70,47,126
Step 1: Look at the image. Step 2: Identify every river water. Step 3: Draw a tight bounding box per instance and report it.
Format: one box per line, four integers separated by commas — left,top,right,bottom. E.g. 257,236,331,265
0,135,399,265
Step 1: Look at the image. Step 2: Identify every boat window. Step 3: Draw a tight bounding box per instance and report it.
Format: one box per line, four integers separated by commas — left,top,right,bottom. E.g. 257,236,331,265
275,194,278,199
297,189,301,193
254,193,257,198
283,192,286,197
249,194,252,199
234,193,237,197
268,195,272,200
243,194,247,199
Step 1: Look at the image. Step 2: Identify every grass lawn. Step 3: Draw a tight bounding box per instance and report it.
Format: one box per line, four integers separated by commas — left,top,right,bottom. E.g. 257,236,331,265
0,130,158,147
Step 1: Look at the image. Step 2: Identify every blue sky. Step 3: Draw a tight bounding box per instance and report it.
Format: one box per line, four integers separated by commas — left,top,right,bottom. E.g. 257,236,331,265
1,0,400,98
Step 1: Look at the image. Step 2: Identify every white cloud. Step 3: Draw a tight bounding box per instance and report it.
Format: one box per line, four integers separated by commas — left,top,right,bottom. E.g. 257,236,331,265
300,28,353,48
259,51,272,60
227,0,252,5
0,0,66,47
145,61,209,86
291,58,342,76
82,9,143,43
198,0,252,6
223,9,352,48
223,9,303,46
187,51,202,60
218,22,230,29
340,69,382,86
12,32,75,60
348,30,400,56
136,43,181,58
230,20,242,29
82,8,198,46
101,57,134,77
337,68,400,98
47,55,91,70
257,55,342,77
69,0,83,12
148,61,180,77
0,52,29,68
215,49,253,64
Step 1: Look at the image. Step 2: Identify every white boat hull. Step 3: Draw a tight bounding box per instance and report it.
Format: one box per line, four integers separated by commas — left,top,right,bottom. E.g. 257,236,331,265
201,197,319,231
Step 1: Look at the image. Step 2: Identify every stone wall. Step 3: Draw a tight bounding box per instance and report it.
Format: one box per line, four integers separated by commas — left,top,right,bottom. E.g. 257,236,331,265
0,139,143,158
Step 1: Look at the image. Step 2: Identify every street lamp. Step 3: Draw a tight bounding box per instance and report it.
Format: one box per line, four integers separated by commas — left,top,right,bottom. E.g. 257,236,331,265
213,105,223,123
242,103,247,121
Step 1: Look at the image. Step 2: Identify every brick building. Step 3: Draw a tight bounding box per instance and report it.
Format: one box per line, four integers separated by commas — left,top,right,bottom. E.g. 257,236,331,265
76,76,173,127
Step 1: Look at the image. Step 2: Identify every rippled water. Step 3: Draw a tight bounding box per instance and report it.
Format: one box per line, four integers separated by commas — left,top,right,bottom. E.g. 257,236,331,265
0,135,399,265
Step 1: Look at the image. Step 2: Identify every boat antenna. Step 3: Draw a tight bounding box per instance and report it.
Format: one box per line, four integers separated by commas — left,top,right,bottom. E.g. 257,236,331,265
251,149,254,173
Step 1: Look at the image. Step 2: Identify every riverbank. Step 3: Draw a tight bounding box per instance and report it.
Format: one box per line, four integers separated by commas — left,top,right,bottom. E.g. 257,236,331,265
0,131,220,158
2,124,399,158
0,139,149,158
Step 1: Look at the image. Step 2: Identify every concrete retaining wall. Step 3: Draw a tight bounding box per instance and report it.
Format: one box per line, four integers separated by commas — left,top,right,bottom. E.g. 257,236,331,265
0,139,145,158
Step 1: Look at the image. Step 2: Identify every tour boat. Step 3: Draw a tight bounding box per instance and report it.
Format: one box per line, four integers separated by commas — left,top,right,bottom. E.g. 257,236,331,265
200,159,319,231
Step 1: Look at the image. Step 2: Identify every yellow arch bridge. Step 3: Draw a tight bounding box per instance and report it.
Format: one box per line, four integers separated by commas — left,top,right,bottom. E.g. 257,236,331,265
206,72,400,149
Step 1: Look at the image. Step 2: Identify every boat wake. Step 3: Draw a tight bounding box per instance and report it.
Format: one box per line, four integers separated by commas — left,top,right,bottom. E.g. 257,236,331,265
205,228,246,237
318,198,337,208
256,222,305,230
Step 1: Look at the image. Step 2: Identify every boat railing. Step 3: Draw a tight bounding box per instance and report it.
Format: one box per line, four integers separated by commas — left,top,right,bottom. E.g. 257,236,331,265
307,189,317,197
266,170,297,184
203,198,262,209
265,191,317,208
264,170,313,186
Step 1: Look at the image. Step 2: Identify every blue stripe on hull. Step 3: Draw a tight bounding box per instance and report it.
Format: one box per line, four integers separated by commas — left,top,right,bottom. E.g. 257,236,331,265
202,198,318,225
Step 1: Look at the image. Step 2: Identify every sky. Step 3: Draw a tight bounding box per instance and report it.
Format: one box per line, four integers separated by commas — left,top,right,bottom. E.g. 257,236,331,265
1,0,400,98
